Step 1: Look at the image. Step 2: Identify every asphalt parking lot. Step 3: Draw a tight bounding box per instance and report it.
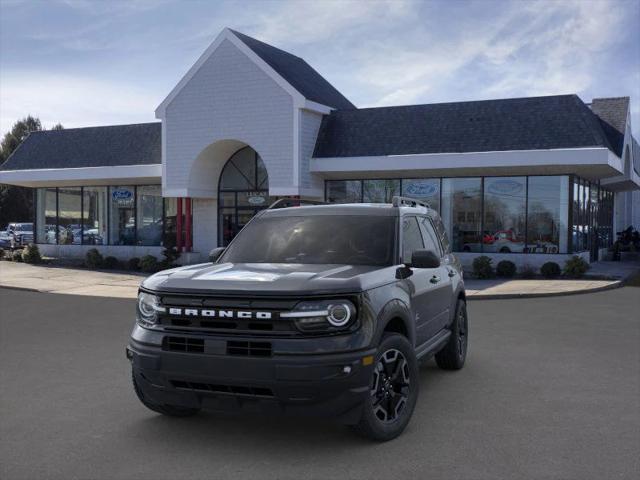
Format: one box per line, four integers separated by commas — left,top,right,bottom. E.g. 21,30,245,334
1,287,638,480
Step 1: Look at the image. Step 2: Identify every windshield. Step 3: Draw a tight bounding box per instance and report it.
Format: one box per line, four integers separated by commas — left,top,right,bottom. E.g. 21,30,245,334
13,224,33,231
221,215,397,266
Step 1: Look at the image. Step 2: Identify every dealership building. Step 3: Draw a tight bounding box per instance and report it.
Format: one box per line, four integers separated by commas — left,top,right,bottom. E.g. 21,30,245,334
1,28,638,266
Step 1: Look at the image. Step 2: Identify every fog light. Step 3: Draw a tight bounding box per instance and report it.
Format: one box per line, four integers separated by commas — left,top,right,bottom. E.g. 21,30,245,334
362,355,374,366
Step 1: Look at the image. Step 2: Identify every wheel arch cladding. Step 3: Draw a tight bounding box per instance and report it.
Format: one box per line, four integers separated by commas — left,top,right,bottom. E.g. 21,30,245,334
375,299,414,346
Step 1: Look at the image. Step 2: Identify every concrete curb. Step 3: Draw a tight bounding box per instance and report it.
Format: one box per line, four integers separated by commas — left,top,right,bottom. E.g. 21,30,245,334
0,285,41,293
466,279,623,301
1,279,625,301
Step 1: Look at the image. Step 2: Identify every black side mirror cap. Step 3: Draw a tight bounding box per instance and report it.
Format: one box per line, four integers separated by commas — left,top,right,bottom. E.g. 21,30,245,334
209,247,225,263
409,249,441,269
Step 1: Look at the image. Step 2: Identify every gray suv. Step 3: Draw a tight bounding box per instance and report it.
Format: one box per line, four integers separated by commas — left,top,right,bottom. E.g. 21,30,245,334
127,197,468,441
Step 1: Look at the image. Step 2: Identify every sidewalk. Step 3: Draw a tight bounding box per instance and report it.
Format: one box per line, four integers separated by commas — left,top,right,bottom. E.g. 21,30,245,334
0,261,143,299
0,260,638,300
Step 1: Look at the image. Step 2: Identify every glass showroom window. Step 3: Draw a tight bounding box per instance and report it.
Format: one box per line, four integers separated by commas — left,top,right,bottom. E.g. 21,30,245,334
82,187,107,245
109,186,136,245
441,178,482,252
57,187,82,245
136,185,163,246
36,188,57,244
527,176,569,253
363,179,400,203
326,180,362,203
402,178,440,212
483,177,526,254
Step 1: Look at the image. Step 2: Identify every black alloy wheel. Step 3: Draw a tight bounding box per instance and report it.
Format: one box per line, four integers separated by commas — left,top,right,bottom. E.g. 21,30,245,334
435,298,468,370
352,333,419,441
371,349,411,423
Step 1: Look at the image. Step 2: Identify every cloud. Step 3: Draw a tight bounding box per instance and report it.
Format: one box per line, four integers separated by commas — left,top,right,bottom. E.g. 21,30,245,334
345,0,627,108
0,72,158,132
249,0,412,46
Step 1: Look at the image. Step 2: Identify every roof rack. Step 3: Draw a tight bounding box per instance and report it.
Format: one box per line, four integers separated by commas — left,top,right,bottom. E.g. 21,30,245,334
268,198,327,209
391,196,430,209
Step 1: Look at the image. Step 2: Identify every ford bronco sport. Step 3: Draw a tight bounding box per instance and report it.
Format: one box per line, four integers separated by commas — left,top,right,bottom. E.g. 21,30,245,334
127,197,468,441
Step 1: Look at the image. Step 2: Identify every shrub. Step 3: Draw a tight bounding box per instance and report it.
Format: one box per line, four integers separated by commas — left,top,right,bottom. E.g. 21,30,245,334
472,256,494,279
11,250,24,262
161,232,180,269
127,257,141,271
0,249,5,260
21,244,42,264
520,264,537,279
540,262,561,279
85,248,103,269
496,260,516,278
140,255,159,273
102,256,119,269
564,255,589,278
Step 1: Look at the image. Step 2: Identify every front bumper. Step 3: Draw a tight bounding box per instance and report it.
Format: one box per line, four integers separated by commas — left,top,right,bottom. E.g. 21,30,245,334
128,326,376,424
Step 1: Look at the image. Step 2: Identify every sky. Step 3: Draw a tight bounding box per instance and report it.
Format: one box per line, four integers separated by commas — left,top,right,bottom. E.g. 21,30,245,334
1,0,639,138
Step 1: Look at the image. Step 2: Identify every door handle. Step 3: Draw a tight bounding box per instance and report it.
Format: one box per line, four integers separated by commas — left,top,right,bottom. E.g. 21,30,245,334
430,275,440,284
448,269,457,277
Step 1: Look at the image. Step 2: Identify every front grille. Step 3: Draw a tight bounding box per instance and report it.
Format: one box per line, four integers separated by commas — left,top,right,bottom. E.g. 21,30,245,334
170,380,274,397
163,336,204,353
227,340,272,357
157,296,300,336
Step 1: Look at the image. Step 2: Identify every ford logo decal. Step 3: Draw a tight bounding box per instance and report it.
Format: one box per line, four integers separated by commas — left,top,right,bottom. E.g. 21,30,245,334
405,183,438,197
488,180,523,195
112,189,133,200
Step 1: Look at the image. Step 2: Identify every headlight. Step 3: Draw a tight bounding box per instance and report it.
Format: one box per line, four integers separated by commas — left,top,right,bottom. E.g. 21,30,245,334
136,292,164,327
282,299,356,333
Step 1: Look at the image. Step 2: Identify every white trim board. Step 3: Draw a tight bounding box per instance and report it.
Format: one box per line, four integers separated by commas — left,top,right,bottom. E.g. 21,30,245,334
0,164,161,188
310,148,623,178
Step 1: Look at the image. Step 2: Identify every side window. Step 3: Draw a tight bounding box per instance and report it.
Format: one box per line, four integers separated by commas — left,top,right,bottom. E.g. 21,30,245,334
402,216,424,263
433,215,451,253
419,217,442,257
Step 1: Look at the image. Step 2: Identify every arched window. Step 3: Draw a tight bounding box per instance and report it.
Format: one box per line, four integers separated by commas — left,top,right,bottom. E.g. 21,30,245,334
218,146,272,245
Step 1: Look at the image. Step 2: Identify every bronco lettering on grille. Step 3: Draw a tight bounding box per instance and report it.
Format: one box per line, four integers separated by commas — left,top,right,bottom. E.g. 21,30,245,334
167,308,272,320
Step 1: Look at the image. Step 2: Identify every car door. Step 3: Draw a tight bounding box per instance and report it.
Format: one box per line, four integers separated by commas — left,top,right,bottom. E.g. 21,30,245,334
419,216,454,335
400,216,440,346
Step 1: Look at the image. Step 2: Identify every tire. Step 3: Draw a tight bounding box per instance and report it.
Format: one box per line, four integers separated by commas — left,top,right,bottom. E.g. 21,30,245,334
352,333,419,442
132,369,200,417
435,298,468,370
499,247,511,253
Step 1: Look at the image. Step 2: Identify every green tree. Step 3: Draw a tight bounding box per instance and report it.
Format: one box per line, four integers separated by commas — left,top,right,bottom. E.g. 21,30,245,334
0,116,63,227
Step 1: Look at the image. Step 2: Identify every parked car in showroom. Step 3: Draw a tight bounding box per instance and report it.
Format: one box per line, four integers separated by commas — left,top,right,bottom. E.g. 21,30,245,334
2,223,34,249
127,197,468,441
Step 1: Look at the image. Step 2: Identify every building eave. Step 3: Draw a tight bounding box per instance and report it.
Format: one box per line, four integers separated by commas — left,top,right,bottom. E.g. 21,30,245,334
0,164,162,188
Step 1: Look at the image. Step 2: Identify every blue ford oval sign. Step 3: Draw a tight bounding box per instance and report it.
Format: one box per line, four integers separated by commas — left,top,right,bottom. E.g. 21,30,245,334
112,189,133,200
488,180,523,195
405,182,438,197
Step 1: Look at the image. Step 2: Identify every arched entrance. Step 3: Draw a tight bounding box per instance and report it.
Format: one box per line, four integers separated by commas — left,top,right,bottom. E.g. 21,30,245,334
218,146,273,245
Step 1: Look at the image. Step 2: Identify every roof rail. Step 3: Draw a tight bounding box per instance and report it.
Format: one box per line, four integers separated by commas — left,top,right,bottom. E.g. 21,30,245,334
268,198,327,209
391,196,430,209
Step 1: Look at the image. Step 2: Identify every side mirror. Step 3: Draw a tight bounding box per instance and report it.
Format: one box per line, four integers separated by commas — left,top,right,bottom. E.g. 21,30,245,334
209,247,225,263
409,249,441,269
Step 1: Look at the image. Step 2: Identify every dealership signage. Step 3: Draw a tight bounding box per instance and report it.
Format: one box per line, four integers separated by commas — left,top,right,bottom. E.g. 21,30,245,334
488,179,523,196
404,181,439,197
111,188,134,207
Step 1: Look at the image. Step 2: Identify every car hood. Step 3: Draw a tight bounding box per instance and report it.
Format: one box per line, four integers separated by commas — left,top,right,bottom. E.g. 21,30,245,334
142,262,397,296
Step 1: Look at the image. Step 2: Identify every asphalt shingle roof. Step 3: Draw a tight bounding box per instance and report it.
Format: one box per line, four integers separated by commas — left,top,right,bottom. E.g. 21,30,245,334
590,97,629,157
230,29,355,111
0,122,161,171
313,94,617,158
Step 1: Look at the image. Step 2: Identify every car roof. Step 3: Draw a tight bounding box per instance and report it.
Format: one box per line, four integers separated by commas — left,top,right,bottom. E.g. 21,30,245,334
262,202,436,218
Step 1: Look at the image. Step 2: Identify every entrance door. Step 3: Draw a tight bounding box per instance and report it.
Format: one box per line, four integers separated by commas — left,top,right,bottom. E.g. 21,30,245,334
218,146,272,246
